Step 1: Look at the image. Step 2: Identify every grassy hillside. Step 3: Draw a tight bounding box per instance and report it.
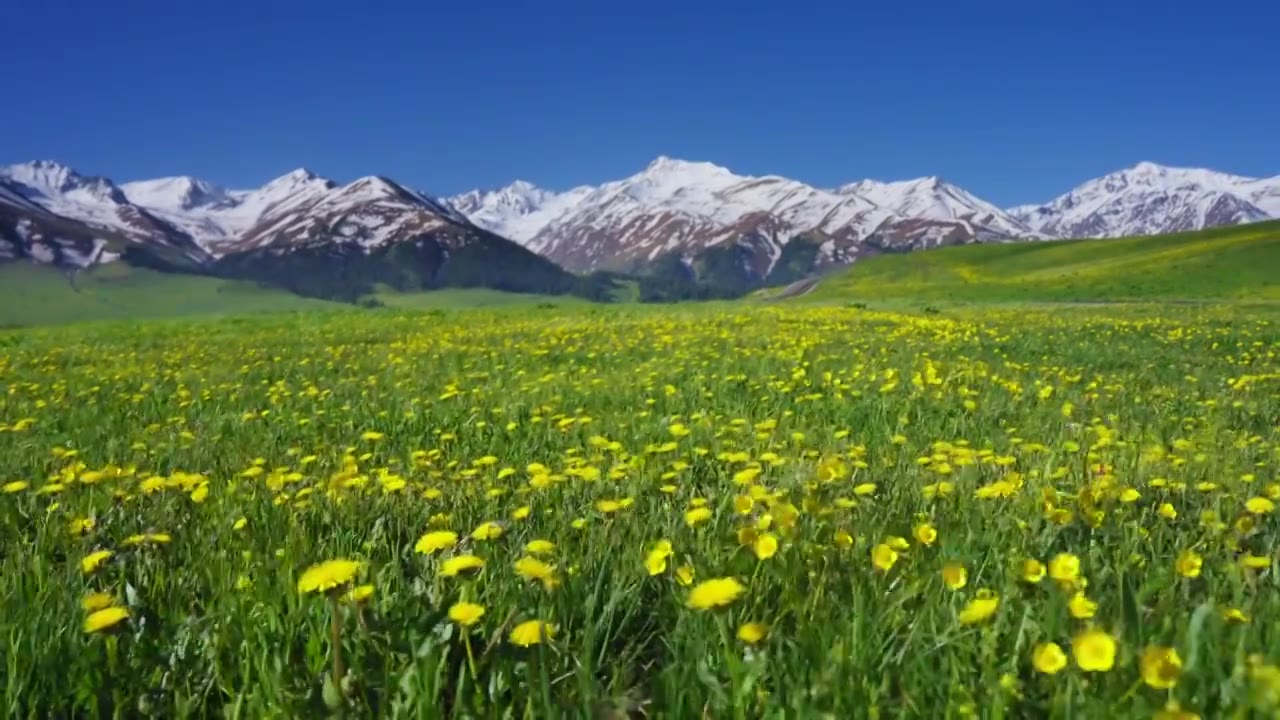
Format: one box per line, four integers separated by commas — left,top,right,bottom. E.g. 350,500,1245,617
0,263,341,327
370,286,596,310
212,229,622,304
808,220,1280,303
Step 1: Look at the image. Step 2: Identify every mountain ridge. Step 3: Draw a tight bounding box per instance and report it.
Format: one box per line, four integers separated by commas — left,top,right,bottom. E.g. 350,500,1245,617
3,157,1277,306
1008,161,1280,239
447,158,1280,279
449,157,1036,275
0,160,610,304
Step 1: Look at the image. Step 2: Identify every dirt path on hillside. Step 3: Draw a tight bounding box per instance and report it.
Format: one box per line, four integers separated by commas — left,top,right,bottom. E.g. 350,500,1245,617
763,277,822,301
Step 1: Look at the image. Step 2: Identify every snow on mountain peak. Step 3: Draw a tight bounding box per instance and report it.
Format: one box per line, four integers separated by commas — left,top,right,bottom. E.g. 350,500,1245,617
2,160,127,205
260,168,330,192
446,181,595,245
121,176,231,211
450,157,1044,271
640,155,733,180
282,168,319,181
1010,161,1277,238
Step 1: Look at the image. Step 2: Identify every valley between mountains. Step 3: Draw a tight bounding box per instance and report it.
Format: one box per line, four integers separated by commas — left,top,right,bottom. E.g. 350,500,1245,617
2,157,1277,303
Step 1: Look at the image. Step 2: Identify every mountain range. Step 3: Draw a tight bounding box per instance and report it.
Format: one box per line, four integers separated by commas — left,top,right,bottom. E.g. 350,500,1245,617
2,157,1277,302
451,158,1280,274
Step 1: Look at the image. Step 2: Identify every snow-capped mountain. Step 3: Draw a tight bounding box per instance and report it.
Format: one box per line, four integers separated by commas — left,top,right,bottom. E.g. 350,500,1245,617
0,176,119,266
228,174,475,254
449,180,595,245
448,157,1034,274
2,161,481,266
0,158,592,304
120,170,336,254
0,161,211,264
1009,161,1280,238
837,176,1032,240
7,156,1276,295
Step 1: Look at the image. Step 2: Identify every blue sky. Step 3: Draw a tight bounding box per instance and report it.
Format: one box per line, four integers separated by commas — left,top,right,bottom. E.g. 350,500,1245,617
3,0,1277,206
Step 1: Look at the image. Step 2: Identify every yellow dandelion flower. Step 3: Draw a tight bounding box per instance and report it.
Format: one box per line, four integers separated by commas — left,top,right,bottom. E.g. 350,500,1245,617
81,592,114,612
514,556,557,584
644,540,673,575
1072,629,1116,672
942,562,968,590
189,484,209,503
872,544,898,573
83,606,129,634
958,590,999,625
1140,645,1182,689
753,533,779,560
449,602,485,627
1032,642,1068,674
438,554,485,578
1176,550,1202,578
525,539,555,555
415,530,458,554
1021,559,1045,583
913,523,938,546
1245,497,1275,515
81,550,113,575
595,499,624,513
684,507,713,527
1048,553,1081,585
686,577,745,610
509,619,556,646
1069,592,1098,619
296,559,362,594
1222,607,1249,624
345,584,375,604
1240,554,1271,570
675,565,695,586
737,622,768,644
470,521,504,541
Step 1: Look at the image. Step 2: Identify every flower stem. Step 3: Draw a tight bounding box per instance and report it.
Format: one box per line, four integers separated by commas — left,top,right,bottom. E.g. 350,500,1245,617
329,594,345,685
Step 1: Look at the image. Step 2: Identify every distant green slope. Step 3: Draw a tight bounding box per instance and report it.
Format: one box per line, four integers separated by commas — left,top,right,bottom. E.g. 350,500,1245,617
0,263,341,327
371,286,595,309
809,220,1280,303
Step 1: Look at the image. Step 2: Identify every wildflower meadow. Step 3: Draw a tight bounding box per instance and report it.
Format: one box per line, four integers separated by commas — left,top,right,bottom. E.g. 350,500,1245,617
2,303,1278,718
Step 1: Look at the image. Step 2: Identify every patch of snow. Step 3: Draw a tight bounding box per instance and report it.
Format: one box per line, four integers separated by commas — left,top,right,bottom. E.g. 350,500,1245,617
1009,161,1279,238
29,243,56,263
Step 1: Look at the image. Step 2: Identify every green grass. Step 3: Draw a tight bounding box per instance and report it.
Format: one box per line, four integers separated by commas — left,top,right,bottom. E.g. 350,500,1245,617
2,302,1279,717
0,266,622,328
370,285,596,310
809,220,1280,304
0,263,341,327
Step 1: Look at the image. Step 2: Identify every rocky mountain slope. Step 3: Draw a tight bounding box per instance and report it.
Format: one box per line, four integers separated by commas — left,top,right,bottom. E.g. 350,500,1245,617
1008,162,1280,239
5,157,1276,304
449,157,1039,276
1,161,603,302
1,161,213,267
